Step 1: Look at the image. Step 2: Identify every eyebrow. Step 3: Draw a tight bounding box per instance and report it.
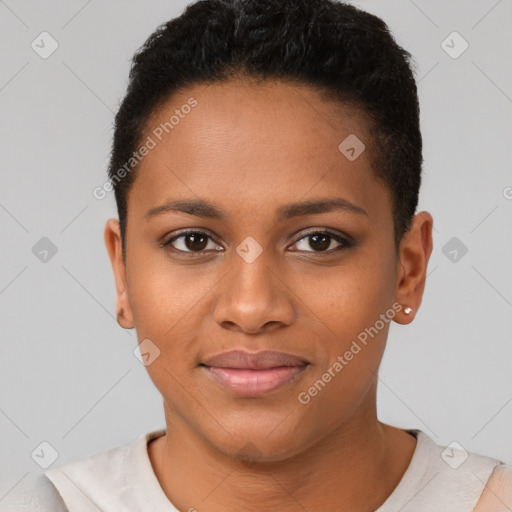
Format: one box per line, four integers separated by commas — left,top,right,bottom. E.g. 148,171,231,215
144,197,368,221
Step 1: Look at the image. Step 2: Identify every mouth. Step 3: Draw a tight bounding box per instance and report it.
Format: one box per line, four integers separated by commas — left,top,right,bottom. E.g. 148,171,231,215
199,350,310,397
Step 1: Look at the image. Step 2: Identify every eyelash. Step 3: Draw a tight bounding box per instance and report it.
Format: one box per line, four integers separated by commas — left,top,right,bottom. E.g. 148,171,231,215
161,228,353,257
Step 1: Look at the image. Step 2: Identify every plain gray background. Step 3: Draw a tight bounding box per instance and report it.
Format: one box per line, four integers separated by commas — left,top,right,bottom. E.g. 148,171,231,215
1,0,511,503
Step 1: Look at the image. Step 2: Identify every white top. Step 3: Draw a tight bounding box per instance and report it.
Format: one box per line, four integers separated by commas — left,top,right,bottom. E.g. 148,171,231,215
4,429,511,511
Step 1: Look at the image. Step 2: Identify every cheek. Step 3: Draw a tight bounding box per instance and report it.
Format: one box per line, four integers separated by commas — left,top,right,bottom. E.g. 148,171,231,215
127,264,205,391
296,317,390,435
293,249,396,401
128,249,216,338
298,253,395,342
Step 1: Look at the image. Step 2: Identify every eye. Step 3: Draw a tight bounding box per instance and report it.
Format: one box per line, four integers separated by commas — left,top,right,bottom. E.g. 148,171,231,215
163,230,223,254
162,229,352,256
290,230,352,254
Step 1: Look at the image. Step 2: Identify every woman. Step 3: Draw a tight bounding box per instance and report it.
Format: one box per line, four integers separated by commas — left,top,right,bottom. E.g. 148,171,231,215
30,0,512,510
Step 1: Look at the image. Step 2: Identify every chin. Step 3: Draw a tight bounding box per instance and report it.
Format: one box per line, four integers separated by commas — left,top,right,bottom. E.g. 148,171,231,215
208,423,310,464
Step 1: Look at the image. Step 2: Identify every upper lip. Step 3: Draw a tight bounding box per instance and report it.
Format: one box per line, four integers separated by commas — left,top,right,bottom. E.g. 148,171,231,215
201,350,309,369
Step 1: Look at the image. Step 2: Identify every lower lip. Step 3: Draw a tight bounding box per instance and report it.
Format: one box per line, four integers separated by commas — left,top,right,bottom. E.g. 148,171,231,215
202,365,308,396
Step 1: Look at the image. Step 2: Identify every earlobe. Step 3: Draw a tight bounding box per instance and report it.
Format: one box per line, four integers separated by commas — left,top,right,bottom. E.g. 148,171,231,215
394,211,434,325
104,218,135,330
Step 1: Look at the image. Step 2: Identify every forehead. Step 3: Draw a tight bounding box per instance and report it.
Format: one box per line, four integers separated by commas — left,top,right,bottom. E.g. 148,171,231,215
128,79,390,225
143,79,370,161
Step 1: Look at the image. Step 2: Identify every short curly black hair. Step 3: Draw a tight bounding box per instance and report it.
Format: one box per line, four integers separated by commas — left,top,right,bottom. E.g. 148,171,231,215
107,0,422,259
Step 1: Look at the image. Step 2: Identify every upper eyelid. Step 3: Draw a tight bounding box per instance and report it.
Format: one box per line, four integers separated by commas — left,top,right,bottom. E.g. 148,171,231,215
166,228,221,244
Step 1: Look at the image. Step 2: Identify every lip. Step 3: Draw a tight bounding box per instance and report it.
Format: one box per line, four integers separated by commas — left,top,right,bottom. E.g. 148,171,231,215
200,350,310,397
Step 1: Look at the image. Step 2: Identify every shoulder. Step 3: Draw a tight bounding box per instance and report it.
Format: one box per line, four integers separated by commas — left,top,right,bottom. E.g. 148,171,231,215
378,429,509,511
473,463,512,511
416,430,505,495
43,441,132,510
42,429,166,511
0,473,68,512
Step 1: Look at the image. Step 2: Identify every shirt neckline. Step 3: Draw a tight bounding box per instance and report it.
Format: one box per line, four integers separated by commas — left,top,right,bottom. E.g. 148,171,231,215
126,428,176,511
374,429,434,511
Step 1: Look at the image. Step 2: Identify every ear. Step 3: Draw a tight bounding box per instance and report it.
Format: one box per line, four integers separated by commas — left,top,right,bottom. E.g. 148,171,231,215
394,211,434,325
104,218,134,329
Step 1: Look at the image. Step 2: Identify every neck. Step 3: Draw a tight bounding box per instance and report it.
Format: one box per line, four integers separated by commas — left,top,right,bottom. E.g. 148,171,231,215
148,395,417,511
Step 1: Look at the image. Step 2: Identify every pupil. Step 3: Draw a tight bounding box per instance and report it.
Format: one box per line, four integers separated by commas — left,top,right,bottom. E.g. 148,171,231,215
310,234,330,251
186,233,207,251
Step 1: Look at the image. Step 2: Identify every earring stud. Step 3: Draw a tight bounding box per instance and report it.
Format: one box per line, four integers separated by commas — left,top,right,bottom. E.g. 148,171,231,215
404,306,412,315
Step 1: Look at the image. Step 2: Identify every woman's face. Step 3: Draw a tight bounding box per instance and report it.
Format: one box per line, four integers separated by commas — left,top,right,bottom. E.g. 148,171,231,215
106,79,429,461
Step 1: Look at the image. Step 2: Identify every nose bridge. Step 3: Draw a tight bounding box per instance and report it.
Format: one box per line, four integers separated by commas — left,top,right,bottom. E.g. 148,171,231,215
229,239,276,305
212,239,294,332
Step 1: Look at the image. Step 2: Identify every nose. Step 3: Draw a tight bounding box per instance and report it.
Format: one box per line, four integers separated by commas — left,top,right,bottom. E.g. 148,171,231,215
212,252,295,334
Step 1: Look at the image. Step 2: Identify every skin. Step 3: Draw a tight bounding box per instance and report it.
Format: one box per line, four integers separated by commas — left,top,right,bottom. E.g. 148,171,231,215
104,78,433,511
